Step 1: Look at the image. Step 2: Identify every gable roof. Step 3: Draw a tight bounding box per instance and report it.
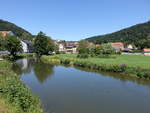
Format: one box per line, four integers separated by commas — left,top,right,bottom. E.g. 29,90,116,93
111,42,124,47
143,48,150,52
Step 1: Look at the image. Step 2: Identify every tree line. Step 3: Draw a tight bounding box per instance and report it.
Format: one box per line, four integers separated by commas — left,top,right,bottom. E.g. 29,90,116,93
0,32,57,58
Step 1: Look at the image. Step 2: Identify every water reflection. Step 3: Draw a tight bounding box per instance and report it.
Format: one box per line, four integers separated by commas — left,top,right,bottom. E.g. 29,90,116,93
12,59,54,83
74,66,150,86
33,61,54,83
11,59,150,113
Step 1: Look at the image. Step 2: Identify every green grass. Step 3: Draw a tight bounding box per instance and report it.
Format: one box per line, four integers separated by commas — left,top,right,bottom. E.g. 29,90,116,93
43,54,150,79
47,54,150,69
0,60,43,113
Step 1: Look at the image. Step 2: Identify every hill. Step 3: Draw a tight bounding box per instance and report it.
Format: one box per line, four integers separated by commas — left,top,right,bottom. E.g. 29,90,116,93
0,19,33,40
86,21,150,46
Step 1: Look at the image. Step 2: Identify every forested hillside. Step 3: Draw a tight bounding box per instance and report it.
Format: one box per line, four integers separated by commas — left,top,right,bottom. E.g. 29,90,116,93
86,21,150,48
0,19,33,40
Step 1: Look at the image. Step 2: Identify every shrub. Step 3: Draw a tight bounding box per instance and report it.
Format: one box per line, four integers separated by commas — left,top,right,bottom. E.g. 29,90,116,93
60,59,71,64
143,72,150,79
0,75,43,113
77,54,89,58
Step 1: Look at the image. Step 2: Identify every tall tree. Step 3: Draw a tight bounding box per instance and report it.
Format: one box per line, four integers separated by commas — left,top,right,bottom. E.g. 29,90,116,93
77,40,89,54
0,34,6,50
5,35,22,57
33,32,54,58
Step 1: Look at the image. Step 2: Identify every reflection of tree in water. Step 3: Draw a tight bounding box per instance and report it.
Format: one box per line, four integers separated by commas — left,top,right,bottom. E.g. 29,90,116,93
33,61,54,83
12,59,54,83
12,59,35,75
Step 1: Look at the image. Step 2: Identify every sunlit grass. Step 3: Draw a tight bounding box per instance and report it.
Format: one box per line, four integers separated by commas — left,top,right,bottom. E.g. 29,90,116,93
47,54,150,69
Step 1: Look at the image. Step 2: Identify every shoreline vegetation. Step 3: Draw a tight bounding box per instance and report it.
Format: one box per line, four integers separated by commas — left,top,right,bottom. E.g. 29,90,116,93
0,53,150,113
0,60,43,113
42,54,150,79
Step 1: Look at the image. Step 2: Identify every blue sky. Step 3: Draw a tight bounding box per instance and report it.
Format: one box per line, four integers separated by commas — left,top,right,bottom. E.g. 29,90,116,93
0,0,150,41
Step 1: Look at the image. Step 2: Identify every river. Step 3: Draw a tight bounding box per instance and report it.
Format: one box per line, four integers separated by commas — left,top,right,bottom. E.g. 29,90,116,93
12,59,150,113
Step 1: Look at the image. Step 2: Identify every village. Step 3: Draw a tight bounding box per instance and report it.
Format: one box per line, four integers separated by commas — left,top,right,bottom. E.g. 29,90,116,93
0,30,150,56
0,0,150,113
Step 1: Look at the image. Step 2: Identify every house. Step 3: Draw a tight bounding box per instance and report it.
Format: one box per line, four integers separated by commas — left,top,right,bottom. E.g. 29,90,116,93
111,42,124,51
127,44,133,49
0,31,33,53
65,41,78,54
143,48,150,56
58,43,66,52
55,40,66,53
56,40,78,54
21,40,33,53
0,31,14,37
123,44,133,52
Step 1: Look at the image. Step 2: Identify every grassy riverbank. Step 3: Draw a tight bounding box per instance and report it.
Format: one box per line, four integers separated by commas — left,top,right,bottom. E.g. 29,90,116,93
43,54,150,79
0,60,43,113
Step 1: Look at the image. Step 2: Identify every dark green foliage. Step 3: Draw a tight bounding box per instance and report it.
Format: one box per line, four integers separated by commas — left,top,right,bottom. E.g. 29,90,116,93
86,21,150,48
136,39,150,49
78,48,89,54
0,39,6,50
5,35,22,57
0,19,33,40
94,43,115,55
60,59,71,64
77,54,89,58
137,72,150,79
77,40,90,54
33,32,55,58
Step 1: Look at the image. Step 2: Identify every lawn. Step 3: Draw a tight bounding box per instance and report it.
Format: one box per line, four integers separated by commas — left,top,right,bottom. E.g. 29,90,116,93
48,54,150,69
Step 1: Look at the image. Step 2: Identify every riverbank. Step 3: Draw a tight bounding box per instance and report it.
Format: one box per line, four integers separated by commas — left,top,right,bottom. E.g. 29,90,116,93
0,60,43,113
42,54,150,79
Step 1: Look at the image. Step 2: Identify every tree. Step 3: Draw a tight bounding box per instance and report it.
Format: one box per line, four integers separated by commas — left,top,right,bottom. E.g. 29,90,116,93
136,39,150,49
33,32,55,58
77,40,89,54
101,43,115,54
5,35,22,57
93,43,115,55
0,34,6,50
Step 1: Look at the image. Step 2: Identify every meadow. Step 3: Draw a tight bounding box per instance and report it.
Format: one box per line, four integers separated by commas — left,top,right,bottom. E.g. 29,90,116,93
44,54,150,69
43,54,150,79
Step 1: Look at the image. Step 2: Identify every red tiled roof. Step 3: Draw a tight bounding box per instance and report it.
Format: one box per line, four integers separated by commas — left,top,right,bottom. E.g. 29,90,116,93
143,48,150,52
111,42,124,46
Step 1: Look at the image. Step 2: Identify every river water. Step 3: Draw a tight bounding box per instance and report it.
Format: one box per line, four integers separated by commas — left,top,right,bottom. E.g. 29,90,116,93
12,59,150,113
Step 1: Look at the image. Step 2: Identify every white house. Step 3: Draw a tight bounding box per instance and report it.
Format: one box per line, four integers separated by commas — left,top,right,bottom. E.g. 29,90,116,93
21,40,33,53
59,43,66,52
127,44,133,49
21,41,28,53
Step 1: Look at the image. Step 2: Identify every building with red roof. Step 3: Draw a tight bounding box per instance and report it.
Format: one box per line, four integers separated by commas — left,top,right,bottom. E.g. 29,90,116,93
111,42,124,51
143,48,150,56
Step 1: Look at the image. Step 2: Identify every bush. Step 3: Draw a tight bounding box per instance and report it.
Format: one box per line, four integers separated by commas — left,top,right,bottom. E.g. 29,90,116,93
77,54,89,58
60,59,71,64
0,61,43,113
0,76,42,113
143,72,150,79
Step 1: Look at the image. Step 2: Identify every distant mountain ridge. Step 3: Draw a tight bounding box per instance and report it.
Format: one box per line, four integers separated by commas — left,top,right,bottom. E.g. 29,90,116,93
0,19,33,40
86,21,150,45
